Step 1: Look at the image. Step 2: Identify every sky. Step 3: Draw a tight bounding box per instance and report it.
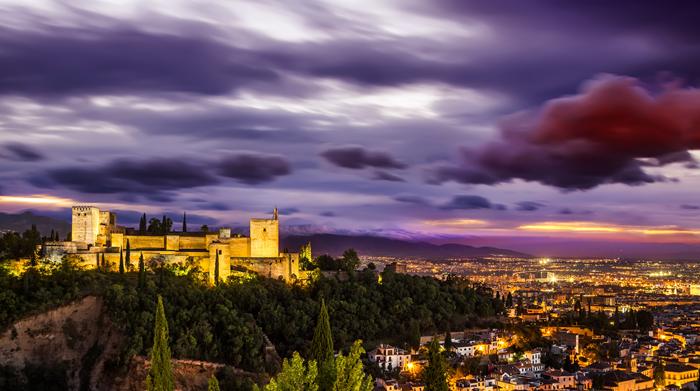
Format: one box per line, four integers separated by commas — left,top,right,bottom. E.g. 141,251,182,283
2,0,700,257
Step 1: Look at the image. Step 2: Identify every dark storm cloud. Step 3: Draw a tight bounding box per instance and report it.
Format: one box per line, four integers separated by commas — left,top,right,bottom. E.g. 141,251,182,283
516,201,544,212
440,195,505,210
680,204,700,210
278,207,300,215
2,143,45,161
429,75,700,190
217,153,292,185
425,0,700,41
320,211,336,217
394,195,431,206
321,146,406,169
38,158,218,196
199,202,232,211
0,26,278,96
372,171,405,182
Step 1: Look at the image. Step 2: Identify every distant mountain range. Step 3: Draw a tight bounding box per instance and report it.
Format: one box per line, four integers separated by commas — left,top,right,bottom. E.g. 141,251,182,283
281,233,530,259
0,211,70,237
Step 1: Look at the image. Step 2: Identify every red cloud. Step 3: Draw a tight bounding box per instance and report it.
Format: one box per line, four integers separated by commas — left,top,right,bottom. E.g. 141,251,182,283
431,75,700,190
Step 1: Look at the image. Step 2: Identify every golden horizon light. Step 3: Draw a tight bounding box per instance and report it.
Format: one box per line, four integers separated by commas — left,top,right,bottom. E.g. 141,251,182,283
518,221,700,236
0,195,75,207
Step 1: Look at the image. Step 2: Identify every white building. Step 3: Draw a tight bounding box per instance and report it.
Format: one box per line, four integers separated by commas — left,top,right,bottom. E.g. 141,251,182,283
524,348,542,365
368,344,411,371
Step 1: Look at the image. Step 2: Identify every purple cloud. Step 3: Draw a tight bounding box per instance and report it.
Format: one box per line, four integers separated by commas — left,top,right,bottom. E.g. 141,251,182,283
321,146,406,170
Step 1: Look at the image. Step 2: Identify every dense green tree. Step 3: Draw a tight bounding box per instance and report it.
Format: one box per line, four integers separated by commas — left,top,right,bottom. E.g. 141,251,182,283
300,242,313,270
125,240,131,270
207,375,220,391
506,292,513,308
0,226,42,261
119,250,125,274
214,251,220,285
311,298,334,362
138,253,146,288
653,361,665,387
423,338,449,391
146,295,174,391
201,225,209,233
340,249,359,272
311,298,335,391
316,255,338,271
148,218,163,234
140,213,148,233
254,352,317,391
333,340,372,391
161,215,173,234
444,330,452,351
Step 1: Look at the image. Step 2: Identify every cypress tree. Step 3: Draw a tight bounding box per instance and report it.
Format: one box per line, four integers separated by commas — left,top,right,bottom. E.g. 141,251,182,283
162,215,167,234
182,212,187,233
138,253,146,288
125,240,131,270
146,295,174,391
140,213,147,233
311,298,334,362
423,338,449,391
311,298,334,391
214,251,220,285
444,329,452,351
207,375,220,391
119,249,125,274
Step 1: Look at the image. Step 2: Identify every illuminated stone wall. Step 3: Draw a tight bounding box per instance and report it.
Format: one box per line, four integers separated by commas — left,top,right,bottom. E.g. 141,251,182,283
229,237,250,257
233,253,299,281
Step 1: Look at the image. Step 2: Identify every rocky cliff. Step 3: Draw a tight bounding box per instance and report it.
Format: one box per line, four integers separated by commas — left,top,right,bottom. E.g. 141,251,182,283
0,296,266,390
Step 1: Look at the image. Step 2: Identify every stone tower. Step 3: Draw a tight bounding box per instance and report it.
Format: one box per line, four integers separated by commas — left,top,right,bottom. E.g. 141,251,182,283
249,209,279,257
71,206,101,246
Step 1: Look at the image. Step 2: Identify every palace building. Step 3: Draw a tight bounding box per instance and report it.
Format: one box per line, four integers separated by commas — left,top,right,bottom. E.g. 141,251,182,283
44,206,305,284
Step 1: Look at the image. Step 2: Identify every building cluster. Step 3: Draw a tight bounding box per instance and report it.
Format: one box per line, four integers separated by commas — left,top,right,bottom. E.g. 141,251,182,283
42,205,305,284
368,322,699,391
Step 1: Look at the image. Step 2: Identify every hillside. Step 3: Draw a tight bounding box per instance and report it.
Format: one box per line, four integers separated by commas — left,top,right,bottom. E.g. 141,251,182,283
282,233,530,259
0,211,70,237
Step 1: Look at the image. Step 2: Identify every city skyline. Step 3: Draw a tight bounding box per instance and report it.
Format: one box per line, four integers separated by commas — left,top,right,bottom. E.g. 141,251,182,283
2,0,700,256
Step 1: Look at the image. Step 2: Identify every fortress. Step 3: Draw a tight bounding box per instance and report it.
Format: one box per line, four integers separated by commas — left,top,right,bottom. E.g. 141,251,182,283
44,206,305,284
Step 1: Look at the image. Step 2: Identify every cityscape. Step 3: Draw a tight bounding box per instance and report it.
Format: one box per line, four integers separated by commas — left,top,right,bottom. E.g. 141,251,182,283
1,1,700,391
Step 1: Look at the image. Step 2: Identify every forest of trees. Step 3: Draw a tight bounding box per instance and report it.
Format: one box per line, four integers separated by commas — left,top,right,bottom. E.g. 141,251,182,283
0,251,503,386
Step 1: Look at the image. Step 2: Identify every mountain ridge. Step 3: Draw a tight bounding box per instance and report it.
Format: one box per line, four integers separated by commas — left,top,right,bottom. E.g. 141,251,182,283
281,233,530,259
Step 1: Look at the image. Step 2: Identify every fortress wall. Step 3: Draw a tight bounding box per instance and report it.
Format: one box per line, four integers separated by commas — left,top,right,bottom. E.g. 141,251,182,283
179,236,206,249
233,253,299,282
111,233,124,249
125,235,165,250
249,219,279,258
229,237,251,257
71,251,209,271
204,233,220,248
165,235,180,251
